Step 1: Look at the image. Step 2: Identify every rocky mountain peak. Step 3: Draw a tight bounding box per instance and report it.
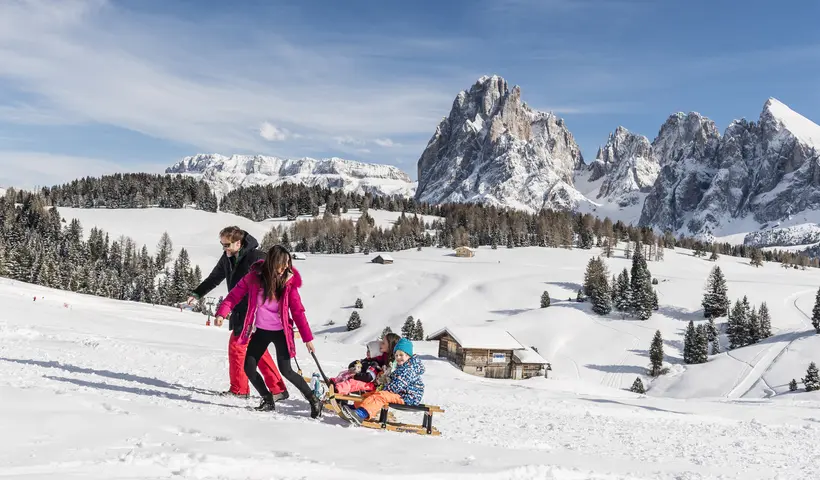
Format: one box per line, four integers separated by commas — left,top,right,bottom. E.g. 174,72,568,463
580,126,658,208
414,75,586,212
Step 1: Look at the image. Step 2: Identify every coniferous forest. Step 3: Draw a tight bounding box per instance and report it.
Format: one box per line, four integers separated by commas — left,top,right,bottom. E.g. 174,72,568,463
0,189,203,309
39,173,218,211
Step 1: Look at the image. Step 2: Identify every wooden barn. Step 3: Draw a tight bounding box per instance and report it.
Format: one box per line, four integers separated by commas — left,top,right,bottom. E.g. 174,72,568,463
371,254,394,264
454,246,475,257
427,326,549,380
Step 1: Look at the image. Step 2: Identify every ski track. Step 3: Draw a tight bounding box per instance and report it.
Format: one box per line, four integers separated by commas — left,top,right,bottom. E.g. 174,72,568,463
725,289,814,399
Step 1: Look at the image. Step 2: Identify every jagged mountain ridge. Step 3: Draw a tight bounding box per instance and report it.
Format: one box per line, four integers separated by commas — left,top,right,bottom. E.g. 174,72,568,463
578,126,660,208
642,98,820,236
165,154,416,199
414,75,588,213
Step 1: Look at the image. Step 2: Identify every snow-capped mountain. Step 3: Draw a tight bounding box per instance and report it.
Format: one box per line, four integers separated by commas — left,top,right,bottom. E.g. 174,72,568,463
414,75,586,212
165,154,416,199
744,223,820,248
578,126,659,208
639,112,722,233
640,99,820,236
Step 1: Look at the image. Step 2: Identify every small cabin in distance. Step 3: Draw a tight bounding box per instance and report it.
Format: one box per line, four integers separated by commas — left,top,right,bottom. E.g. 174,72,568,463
291,252,306,260
371,254,394,264
454,246,475,258
427,326,549,380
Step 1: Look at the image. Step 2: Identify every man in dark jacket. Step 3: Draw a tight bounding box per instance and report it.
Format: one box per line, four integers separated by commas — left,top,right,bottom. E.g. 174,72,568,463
188,226,288,399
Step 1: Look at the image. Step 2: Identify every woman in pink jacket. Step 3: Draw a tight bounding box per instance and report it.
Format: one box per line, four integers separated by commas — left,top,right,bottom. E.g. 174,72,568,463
215,245,322,417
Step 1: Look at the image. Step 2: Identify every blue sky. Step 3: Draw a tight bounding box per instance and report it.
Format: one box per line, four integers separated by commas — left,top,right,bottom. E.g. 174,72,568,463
1,0,820,189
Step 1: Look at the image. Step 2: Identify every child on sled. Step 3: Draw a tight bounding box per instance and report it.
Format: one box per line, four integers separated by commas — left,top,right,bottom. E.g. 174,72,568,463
341,337,425,424
330,333,400,395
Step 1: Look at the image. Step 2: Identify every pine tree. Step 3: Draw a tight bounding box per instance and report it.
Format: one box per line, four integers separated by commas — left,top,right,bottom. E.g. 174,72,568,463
649,330,664,376
401,316,415,338
651,289,659,311
747,307,761,344
380,326,393,339
758,302,772,338
347,311,362,331
603,239,613,258
695,324,709,363
630,244,653,320
709,248,719,261
414,319,424,341
803,362,820,392
540,291,550,308
576,289,586,302
727,300,748,349
583,257,611,315
702,266,730,319
155,232,173,269
789,379,798,392
812,287,820,334
614,269,631,312
354,297,364,309
750,248,763,267
624,242,632,259
630,377,645,394
711,335,721,355
683,320,696,364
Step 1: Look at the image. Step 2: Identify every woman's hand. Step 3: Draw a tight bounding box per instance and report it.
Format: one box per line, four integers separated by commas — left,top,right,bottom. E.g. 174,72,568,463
214,316,224,327
304,341,315,353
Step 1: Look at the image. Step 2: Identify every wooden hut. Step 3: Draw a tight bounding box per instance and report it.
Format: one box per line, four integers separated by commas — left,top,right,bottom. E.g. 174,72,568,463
427,326,549,379
454,246,475,258
371,254,394,264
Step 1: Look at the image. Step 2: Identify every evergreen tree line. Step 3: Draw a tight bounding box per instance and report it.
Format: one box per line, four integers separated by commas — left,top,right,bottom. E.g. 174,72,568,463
584,244,658,320
682,318,720,364
0,191,202,308
401,315,425,341
218,184,422,222
33,174,217,211
726,297,772,349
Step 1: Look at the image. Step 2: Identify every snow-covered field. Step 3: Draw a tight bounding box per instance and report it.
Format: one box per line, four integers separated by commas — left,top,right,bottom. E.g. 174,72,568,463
3,208,820,478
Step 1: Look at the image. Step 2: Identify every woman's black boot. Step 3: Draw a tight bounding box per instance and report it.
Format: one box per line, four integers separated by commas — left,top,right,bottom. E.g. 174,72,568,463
255,394,275,412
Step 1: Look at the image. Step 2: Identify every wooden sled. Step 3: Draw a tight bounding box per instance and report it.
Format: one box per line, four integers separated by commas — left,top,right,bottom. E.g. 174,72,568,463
301,356,444,436
332,392,444,436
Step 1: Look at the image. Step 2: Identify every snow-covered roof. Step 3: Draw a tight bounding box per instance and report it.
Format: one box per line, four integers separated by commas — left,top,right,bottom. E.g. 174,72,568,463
375,254,394,261
427,326,524,350
291,252,306,259
513,346,548,365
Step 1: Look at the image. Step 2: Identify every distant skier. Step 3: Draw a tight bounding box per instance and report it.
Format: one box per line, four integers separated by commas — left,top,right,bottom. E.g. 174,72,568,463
188,226,287,400
214,245,322,417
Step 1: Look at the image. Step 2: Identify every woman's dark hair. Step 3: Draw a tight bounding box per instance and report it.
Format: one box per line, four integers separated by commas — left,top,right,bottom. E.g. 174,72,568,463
384,332,401,363
260,245,292,301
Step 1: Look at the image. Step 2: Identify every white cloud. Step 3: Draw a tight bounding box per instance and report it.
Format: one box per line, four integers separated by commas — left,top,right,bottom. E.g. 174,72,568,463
0,151,166,190
0,0,456,157
335,136,366,146
259,122,292,141
373,138,395,147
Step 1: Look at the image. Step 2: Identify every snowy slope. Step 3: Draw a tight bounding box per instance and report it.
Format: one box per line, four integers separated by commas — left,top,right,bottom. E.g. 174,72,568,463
167,154,416,199
4,260,820,478
51,207,820,401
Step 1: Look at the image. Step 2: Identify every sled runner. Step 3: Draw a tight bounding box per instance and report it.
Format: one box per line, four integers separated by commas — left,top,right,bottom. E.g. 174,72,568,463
304,354,444,436
332,392,443,436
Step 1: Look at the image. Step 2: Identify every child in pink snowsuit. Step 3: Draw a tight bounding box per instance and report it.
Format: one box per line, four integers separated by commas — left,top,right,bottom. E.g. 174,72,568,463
332,333,400,395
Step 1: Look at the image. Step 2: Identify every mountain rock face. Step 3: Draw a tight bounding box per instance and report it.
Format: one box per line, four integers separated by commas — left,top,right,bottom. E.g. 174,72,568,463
639,99,820,235
582,126,659,207
639,113,722,233
744,223,820,248
166,154,415,198
414,75,586,212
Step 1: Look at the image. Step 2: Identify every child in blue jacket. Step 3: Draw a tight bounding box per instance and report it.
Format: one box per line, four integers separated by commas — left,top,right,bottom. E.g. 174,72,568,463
342,337,425,423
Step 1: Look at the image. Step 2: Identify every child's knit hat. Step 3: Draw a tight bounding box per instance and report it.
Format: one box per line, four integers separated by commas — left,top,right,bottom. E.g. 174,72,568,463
394,337,414,356
366,340,381,358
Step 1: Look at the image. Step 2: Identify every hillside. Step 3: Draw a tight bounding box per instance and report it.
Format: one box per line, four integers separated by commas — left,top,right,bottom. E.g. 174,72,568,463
54,207,820,398
3,256,820,478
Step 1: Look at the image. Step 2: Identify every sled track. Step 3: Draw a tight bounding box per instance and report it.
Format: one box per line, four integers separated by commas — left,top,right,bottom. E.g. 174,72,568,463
725,289,813,399
591,318,643,390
